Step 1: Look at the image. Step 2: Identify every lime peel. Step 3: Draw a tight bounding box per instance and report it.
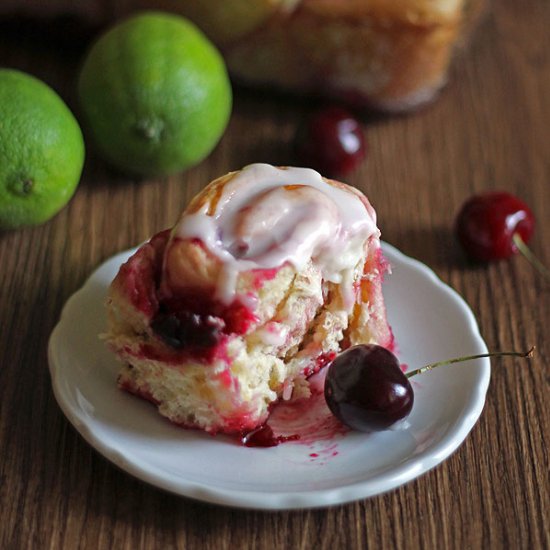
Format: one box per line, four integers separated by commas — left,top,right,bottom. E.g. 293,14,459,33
0,69,84,230
78,11,232,178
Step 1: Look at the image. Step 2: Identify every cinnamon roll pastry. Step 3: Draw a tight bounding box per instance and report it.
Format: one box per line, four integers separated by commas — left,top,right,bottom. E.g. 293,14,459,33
105,164,393,434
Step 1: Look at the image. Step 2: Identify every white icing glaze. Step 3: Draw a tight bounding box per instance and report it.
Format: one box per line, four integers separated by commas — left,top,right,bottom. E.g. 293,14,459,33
171,164,379,304
256,322,289,347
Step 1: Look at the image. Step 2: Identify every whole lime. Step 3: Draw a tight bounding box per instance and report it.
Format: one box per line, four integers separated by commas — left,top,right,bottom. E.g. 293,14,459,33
77,11,232,177
0,69,85,230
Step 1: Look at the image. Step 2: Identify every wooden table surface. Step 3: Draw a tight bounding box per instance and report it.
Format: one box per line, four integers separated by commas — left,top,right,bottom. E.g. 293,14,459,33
1,2,549,548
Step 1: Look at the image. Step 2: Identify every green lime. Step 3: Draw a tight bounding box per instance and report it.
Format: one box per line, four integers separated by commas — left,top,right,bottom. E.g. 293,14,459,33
77,11,232,177
0,69,85,230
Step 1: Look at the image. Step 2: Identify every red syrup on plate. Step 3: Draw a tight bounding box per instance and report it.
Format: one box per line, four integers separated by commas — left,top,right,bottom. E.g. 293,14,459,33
240,368,349,448
241,425,300,447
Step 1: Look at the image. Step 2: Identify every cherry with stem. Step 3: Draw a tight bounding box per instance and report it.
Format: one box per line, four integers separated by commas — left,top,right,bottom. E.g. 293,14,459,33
325,344,535,432
456,190,549,281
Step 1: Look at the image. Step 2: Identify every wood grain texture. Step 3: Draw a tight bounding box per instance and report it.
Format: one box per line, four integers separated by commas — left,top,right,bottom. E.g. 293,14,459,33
0,2,548,548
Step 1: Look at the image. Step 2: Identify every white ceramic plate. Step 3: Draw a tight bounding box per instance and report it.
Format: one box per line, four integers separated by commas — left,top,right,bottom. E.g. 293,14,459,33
48,243,490,510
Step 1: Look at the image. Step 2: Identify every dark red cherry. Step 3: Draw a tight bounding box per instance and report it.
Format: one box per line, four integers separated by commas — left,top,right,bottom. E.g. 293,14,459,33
296,106,366,177
151,310,223,349
325,345,413,431
325,344,534,432
455,191,534,262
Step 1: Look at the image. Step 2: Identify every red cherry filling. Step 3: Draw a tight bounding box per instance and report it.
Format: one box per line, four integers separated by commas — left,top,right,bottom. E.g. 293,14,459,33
455,191,535,261
296,106,366,177
150,295,259,355
151,309,224,349
117,232,261,357
116,229,171,317
325,345,413,431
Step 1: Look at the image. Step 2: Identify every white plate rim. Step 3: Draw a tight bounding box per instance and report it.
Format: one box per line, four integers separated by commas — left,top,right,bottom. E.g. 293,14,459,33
48,242,491,510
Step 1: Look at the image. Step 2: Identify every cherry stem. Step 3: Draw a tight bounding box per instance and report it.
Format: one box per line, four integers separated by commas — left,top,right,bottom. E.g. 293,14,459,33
405,347,535,379
513,234,550,281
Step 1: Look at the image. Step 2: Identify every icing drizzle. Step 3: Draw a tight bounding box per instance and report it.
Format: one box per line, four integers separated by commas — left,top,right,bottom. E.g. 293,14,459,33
171,164,379,303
